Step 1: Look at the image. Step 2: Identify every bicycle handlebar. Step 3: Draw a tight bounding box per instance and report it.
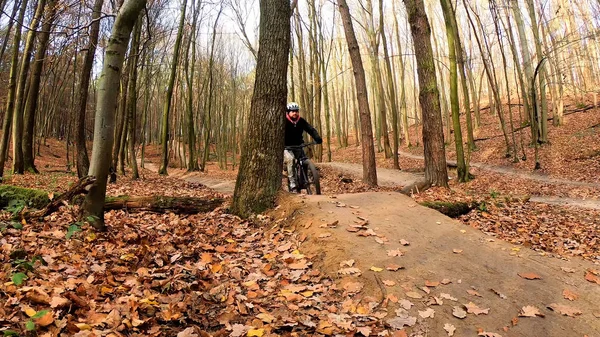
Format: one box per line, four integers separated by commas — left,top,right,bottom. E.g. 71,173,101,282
285,142,317,150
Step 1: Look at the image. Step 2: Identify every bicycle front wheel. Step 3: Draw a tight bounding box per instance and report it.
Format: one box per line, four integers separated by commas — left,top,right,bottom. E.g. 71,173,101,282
305,160,321,195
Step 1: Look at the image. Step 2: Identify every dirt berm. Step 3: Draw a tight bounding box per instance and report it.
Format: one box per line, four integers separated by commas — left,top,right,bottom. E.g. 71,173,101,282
284,191,600,336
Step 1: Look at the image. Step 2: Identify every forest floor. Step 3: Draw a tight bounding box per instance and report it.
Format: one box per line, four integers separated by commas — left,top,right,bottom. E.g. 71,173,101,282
1,101,600,336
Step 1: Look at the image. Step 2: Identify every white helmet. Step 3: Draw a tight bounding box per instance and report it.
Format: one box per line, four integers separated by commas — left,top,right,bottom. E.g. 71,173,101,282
286,102,300,112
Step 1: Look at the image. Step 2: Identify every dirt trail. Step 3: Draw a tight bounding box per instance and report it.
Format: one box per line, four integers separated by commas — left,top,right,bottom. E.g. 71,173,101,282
289,192,600,336
398,150,600,189
318,162,423,188
143,162,236,194
323,160,600,210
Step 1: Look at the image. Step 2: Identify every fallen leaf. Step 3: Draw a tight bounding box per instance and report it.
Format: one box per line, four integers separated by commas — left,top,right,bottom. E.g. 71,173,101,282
561,267,576,273
425,280,440,287
418,308,435,318
453,249,463,254
518,272,541,280
444,323,456,336
392,330,408,337
585,271,600,284
318,233,332,238
338,267,361,276
35,311,54,327
370,266,383,272
386,316,417,329
441,293,458,301
441,279,452,285
177,328,198,337
387,249,404,257
452,306,467,319
256,313,275,323
383,280,396,287
399,239,410,246
247,329,265,337
519,306,545,317
230,324,250,337
547,303,582,317
343,282,364,294
421,286,430,294
405,291,422,299
340,259,355,267
465,302,489,315
563,289,578,301
399,299,413,310
277,242,292,252
386,264,404,271
356,326,371,336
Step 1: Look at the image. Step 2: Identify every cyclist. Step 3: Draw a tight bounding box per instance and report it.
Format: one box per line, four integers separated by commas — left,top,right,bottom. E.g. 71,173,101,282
284,102,322,192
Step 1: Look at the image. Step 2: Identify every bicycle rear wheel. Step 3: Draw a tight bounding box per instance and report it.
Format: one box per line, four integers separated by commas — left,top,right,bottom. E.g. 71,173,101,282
305,160,321,195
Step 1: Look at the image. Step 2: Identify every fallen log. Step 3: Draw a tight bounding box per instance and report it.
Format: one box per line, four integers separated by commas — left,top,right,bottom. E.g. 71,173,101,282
419,201,477,218
399,179,432,196
103,196,223,214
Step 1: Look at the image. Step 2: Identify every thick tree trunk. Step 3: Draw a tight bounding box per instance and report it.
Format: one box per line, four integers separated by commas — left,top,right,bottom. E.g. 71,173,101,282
76,0,104,178
159,0,187,175
404,0,449,188
338,0,377,186
230,0,290,218
82,0,148,231
23,0,58,173
0,0,29,181
12,0,46,174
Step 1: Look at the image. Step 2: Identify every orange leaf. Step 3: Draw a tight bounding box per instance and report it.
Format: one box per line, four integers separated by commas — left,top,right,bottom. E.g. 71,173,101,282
585,272,600,284
563,289,578,301
518,272,541,280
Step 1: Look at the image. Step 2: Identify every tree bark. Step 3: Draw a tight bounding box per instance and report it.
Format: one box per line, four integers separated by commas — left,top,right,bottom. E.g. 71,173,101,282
126,16,142,180
159,0,187,175
104,196,223,214
0,0,29,181
230,0,290,218
404,0,449,188
440,0,469,182
338,0,377,186
82,0,148,231
76,0,104,178
23,0,58,173
380,0,400,169
12,0,46,174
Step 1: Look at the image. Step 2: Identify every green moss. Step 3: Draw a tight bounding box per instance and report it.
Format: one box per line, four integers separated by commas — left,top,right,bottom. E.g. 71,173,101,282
0,186,52,209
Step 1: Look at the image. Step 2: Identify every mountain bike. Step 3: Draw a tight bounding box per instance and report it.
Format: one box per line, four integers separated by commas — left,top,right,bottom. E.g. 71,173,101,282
284,143,321,195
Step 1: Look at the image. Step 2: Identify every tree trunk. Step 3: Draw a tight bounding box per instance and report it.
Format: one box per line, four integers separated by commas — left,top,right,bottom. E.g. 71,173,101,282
511,1,533,124
12,0,46,174
159,0,187,175
525,0,548,143
338,0,377,186
392,0,411,146
23,0,58,173
230,0,290,218
185,0,201,172
0,0,29,181
126,16,142,180
82,0,148,231
440,0,468,182
380,0,400,169
404,0,449,188
76,0,104,178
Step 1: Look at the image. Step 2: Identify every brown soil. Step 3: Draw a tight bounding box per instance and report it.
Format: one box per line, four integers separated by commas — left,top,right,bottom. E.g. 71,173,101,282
286,192,600,336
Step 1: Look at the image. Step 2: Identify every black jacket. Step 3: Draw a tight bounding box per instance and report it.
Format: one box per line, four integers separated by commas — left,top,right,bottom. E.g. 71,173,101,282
285,117,321,146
